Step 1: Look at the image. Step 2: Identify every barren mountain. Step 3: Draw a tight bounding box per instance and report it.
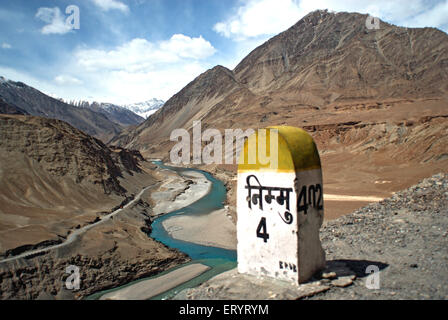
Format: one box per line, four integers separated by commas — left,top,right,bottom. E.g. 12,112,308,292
233,10,448,99
0,114,146,252
0,98,28,115
110,10,448,219
0,77,122,141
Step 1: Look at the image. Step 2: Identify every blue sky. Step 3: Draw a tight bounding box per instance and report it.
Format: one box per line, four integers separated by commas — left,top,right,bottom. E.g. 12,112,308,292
0,0,447,105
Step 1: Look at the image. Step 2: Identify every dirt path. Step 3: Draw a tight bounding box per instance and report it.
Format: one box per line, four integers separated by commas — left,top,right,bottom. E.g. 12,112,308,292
0,185,153,264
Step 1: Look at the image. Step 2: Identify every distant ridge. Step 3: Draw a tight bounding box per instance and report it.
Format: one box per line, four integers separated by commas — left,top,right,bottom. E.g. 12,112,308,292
0,76,122,142
71,100,145,127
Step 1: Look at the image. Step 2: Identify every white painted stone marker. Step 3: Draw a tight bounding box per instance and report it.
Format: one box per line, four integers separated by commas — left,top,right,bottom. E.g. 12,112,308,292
237,126,325,284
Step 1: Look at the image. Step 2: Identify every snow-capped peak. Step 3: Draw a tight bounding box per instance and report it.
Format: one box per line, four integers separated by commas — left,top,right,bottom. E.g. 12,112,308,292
124,99,165,119
67,98,164,120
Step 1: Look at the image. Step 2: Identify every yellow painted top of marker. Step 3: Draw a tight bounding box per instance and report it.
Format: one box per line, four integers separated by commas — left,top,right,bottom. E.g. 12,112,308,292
237,126,321,173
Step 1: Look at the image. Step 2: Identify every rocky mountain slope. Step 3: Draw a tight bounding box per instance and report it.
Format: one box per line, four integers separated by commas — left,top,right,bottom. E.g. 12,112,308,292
110,10,448,219
233,10,448,99
0,97,28,115
0,114,141,195
0,77,122,142
0,114,145,252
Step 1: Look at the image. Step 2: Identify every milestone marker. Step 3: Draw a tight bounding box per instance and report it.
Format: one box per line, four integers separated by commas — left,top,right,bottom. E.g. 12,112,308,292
237,126,326,284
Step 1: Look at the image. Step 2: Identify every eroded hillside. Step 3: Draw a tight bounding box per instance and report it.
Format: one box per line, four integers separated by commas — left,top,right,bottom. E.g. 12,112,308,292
0,114,145,252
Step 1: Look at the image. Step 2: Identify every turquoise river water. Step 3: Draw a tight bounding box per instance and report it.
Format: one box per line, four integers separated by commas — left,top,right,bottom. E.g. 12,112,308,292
87,161,237,300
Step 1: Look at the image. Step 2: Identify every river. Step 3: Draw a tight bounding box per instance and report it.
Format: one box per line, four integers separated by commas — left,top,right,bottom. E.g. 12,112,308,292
87,161,236,300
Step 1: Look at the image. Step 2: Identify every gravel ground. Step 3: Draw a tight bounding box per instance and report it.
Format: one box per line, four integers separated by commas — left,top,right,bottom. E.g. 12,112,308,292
307,172,448,299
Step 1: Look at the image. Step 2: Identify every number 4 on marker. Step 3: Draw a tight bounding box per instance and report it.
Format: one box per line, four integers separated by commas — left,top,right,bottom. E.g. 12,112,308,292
256,217,269,242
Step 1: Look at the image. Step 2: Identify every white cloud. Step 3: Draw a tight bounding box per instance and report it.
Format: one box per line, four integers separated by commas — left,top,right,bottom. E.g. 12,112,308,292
91,62,207,104
1,33,217,104
1,42,12,49
63,34,217,103
214,0,303,40
92,0,129,13
54,75,83,85
160,34,218,59
35,7,73,35
75,35,216,72
403,0,448,29
0,66,85,101
214,0,448,41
